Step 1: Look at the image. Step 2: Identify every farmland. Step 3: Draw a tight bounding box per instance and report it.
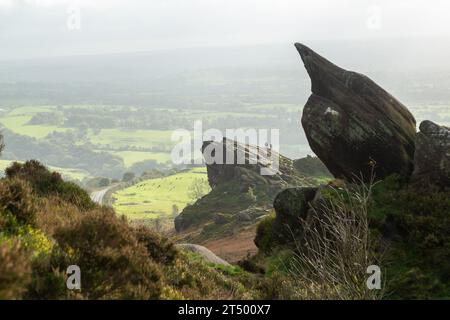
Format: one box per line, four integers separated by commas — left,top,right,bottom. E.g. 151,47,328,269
112,167,210,221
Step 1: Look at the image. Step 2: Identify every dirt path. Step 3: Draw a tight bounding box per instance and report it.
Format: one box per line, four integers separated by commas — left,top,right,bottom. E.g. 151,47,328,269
201,226,258,263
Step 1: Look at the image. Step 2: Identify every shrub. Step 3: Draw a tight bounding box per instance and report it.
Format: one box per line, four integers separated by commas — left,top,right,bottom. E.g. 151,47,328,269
244,187,257,203
164,252,259,300
369,177,450,298
287,180,384,300
133,226,178,265
25,249,70,300
5,160,95,211
254,215,275,253
53,209,163,299
122,171,135,182
0,178,38,227
0,241,32,299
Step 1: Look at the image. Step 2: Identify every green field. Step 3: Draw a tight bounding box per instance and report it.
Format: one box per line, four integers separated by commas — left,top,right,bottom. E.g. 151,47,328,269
0,114,68,139
0,106,176,169
0,159,91,181
88,128,174,150
110,150,172,167
113,167,210,220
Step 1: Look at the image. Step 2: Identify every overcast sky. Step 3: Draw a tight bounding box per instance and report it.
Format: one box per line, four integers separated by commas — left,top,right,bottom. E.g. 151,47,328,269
1,0,450,59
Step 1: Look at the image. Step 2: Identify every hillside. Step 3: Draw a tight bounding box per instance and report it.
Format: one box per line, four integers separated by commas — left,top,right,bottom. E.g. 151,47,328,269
173,138,317,261
112,167,210,229
1,42,449,301
0,159,265,300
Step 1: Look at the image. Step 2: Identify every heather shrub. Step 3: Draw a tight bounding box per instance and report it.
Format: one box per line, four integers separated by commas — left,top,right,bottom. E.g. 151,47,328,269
35,197,82,237
25,249,69,300
133,226,178,265
0,241,32,299
5,160,95,211
369,176,450,298
0,178,38,227
163,252,258,300
52,209,163,299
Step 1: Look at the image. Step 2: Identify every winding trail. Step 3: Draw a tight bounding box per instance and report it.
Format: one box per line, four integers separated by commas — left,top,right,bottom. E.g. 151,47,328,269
90,187,111,205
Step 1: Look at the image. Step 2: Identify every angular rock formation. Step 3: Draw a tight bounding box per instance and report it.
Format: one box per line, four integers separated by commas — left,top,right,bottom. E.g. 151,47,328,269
295,43,417,182
202,138,308,191
411,120,450,189
174,138,315,232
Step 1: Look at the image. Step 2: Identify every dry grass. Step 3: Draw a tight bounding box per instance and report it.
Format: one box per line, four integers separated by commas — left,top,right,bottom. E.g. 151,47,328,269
285,175,385,300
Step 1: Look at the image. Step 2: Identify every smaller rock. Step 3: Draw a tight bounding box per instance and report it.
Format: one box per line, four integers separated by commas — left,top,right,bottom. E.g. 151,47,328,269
176,244,230,266
213,213,230,225
411,120,450,190
237,211,252,222
272,187,318,242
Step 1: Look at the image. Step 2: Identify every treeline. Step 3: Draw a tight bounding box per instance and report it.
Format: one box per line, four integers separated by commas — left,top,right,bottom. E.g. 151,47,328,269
1,129,125,178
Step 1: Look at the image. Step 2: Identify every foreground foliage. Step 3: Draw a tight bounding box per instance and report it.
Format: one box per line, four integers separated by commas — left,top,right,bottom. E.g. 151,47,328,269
0,161,260,300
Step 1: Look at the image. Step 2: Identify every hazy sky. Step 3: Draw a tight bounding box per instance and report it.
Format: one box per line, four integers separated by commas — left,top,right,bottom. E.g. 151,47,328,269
1,0,450,59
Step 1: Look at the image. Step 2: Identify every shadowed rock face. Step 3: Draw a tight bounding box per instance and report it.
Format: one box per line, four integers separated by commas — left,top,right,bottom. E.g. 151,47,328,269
295,43,417,182
174,138,315,232
271,187,318,243
411,121,450,189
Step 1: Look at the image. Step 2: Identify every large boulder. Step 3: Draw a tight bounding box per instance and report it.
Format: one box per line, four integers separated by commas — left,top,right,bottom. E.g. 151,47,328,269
411,120,450,189
202,138,309,190
175,138,315,233
272,187,318,242
295,43,417,182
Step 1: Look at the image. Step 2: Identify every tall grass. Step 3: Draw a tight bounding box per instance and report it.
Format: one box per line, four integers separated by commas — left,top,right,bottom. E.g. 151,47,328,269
287,174,385,300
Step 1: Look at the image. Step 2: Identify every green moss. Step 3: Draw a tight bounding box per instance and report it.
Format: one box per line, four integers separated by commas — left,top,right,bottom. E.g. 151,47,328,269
254,214,275,253
368,175,450,299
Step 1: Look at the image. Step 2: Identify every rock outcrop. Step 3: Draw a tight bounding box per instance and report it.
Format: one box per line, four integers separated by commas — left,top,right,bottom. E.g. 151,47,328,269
175,138,315,232
411,120,450,189
295,43,417,182
272,187,318,242
202,138,307,190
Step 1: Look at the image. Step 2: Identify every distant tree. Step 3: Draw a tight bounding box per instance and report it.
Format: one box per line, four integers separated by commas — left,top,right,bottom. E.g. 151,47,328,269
0,133,4,155
98,177,110,187
122,171,135,182
187,178,209,200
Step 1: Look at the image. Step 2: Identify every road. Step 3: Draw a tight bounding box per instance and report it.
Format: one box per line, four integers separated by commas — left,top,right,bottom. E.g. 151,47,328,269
90,187,111,205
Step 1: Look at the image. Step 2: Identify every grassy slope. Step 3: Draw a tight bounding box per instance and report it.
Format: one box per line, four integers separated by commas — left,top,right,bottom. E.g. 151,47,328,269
113,167,210,220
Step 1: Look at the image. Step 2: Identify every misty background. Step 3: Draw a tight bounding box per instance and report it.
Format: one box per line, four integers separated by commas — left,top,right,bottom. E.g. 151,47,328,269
0,0,449,180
